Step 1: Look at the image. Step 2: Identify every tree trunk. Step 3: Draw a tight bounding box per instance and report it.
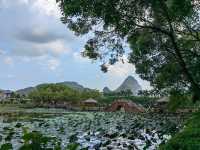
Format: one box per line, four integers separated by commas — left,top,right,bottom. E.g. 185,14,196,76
159,0,200,102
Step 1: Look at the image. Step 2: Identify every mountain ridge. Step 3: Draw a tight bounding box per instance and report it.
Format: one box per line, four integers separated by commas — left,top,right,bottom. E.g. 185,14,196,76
11,76,142,96
16,81,92,95
103,76,142,95
115,76,142,95
103,87,111,93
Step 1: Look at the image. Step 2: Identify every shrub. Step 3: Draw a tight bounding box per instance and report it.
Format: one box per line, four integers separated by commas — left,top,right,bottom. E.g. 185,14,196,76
160,111,200,150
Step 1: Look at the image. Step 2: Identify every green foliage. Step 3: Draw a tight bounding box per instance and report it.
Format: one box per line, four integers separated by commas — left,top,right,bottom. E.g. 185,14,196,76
10,92,21,99
66,143,80,150
19,131,61,150
160,111,200,150
0,143,12,150
103,89,133,97
28,83,101,104
57,0,200,102
167,90,192,111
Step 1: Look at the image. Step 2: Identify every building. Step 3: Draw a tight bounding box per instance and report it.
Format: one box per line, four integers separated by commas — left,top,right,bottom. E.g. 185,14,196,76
153,97,169,112
105,99,145,113
156,97,169,104
82,98,98,107
0,90,13,101
0,92,3,100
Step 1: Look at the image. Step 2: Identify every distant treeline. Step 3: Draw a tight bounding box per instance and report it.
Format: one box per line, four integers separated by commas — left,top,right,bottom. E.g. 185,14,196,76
5,84,159,108
28,83,101,104
99,95,157,107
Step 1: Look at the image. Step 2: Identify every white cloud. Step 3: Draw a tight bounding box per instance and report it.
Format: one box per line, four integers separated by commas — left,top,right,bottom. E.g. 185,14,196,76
107,58,135,78
46,58,60,71
34,40,70,56
32,0,61,18
3,57,14,65
45,40,70,56
1,0,61,17
13,40,70,58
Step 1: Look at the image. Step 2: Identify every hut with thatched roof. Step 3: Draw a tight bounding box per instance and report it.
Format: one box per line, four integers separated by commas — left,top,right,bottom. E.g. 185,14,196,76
153,97,169,112
157,97,169,104
82,98,98,107
105,99,145,113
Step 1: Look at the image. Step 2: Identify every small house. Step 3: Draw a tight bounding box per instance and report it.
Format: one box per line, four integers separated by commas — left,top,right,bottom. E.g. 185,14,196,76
0,90,12,101
156,97,169,105
82,98,98,107
0,92,3,100
153,97,169,112
105,99,145,113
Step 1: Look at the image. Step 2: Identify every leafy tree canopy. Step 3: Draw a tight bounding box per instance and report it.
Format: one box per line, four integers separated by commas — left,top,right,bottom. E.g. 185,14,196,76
57,0,200,102
29,83,101,103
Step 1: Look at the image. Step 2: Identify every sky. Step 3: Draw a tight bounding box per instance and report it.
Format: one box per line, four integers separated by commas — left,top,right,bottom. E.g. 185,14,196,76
0,0,150,91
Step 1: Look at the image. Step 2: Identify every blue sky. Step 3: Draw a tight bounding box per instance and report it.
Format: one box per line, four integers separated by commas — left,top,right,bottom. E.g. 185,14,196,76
0,0,150,91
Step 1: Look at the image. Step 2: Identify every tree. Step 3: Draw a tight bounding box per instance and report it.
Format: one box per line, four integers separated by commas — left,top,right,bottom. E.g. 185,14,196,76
28,83,101,104
57,0,200,102
124,89,133,97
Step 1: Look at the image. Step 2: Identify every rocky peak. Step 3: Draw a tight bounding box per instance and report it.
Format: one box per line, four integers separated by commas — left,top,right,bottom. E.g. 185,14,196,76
103,87,111,93
115,76,142,95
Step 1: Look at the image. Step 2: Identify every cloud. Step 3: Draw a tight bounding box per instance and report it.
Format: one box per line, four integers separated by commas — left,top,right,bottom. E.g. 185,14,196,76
0,0,76,60
12,39,70,58
17,27,65,44
0,0,60,17
46,58,60,71
39,40,70,56
107,57,135,78
32,0,61,18
3,57,13,65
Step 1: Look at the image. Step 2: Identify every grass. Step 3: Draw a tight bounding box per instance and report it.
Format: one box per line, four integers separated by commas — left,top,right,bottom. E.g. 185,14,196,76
160,111,200,150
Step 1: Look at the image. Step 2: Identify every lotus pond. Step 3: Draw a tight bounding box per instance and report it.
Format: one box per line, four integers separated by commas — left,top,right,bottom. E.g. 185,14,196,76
0,109,188,150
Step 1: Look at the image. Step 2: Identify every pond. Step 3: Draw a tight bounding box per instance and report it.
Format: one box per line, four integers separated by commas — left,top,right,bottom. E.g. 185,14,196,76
0,110,187,150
